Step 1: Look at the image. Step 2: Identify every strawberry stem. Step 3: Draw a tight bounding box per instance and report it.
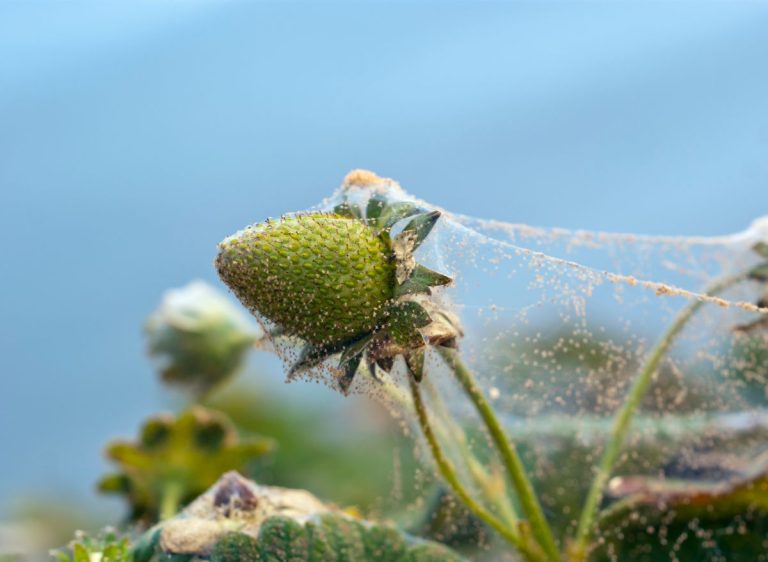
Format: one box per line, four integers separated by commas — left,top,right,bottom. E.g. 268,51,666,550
437,347,562,562
571,270,749,560
409,378,545,562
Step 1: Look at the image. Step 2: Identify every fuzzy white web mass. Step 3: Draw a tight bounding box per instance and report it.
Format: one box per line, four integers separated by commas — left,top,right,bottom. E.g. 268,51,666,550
249,171,768,558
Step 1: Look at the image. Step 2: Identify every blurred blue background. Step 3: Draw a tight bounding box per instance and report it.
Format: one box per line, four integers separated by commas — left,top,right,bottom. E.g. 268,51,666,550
1,1,767,514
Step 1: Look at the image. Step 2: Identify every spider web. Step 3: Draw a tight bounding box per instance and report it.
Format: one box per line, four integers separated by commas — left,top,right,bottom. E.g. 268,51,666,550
258,175,768,560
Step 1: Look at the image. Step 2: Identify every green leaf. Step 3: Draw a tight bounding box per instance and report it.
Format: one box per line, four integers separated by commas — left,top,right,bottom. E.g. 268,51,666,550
211,533,261,562
136,473,467,562
395,265,453,297
313,515,366,562
304,520,336,562
101,542,125,562
104,442,153,469
131,527,162,562
399,211,441,252
337,335,375,393
600,467,768,526
387,302,431,348
287,344,339,379
69,547,88,562
96,473,131,494
365,195,389,222
594,455,768,561
391,302,432,328
141,418,173,449
338,353,362,395
361,525,406,562
54,530,132,562
338,334,374,367
51,552,71,562
194,417,228,451
258,517,310,562
333,202,362,219
401,543,466,562
378,202,423,231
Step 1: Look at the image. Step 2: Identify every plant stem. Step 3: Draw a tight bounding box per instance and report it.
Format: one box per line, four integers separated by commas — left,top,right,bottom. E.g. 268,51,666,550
159,480,183,520
423,377,521,530
382,374,522,530
571,272,747,559
437,347,562,562
409,379,544,562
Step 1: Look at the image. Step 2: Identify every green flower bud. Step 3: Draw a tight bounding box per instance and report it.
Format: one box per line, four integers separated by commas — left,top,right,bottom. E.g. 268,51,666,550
145,281,261,396
216,215,396,347
97,408,274,524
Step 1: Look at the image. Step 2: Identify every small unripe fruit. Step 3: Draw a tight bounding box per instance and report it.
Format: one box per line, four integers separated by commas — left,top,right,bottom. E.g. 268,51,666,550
216,214,396,347
215,176,457,389
145,281,261,396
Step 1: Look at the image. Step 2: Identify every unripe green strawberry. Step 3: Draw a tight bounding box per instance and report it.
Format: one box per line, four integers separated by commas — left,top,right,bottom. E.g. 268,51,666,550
216,214,396,347
215,177,457,390
145,281,262,397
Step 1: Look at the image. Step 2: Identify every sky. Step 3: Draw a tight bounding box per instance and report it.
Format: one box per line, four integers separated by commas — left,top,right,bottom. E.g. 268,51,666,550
1,1,767,511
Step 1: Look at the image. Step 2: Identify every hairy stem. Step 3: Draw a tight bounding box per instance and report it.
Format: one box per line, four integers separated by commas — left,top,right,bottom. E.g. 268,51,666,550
423,377,521,530
437,347,562,562
380,376,521,529
572,272,747,559
409,379,544,562
159,480,183,521
375,373,519,528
